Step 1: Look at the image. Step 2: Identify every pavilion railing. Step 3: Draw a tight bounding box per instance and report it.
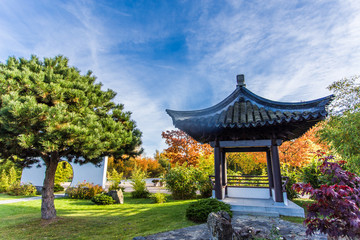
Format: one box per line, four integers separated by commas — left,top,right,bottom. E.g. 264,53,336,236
209,175,289,192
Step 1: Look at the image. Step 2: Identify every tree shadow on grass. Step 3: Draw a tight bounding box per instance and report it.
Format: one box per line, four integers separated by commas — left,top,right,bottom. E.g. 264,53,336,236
1,198,196,240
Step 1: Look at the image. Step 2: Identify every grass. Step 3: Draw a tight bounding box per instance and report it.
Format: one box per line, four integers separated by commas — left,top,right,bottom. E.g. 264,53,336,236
280,198,315,224
0,192,196,240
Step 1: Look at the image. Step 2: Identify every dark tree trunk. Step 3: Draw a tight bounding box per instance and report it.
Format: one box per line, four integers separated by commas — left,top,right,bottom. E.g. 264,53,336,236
41,156,59,220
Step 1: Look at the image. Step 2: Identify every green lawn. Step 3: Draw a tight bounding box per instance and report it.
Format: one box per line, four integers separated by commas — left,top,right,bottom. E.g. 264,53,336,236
280,198,315,224
0,193,196,240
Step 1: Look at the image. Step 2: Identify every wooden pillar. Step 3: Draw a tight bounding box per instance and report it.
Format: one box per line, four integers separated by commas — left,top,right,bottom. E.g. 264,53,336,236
214,140,223,199
266,148,274,196
221,150,227,196
271,139,283,202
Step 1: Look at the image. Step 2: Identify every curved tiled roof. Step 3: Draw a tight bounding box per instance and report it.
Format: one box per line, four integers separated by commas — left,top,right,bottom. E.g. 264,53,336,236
166,75,333,143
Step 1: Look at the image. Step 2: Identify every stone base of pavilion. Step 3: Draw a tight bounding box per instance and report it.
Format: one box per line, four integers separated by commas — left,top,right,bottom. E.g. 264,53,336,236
220,196,305,218
212,188,305,218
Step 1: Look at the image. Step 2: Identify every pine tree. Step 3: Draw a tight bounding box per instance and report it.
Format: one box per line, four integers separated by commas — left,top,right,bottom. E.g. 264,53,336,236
0,56,143,219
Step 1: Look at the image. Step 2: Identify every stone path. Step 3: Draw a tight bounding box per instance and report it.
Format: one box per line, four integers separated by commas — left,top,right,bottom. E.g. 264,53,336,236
137,215,327,240
0,194,65,205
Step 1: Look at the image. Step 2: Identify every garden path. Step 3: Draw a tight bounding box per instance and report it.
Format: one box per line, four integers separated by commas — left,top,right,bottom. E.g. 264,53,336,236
0,194,65,205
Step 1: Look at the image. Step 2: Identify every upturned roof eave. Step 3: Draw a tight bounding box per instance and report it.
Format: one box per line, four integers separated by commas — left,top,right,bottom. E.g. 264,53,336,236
166,86,333,122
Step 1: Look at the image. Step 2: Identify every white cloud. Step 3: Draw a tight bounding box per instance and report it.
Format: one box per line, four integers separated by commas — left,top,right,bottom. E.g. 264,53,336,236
186,0,360,102
0,0,359,156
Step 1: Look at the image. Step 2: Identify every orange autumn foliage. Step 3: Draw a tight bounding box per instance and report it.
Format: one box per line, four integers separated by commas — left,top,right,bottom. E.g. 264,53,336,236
279,123,330,168
227,152,266,175
107,155,163,178
161,130,213,167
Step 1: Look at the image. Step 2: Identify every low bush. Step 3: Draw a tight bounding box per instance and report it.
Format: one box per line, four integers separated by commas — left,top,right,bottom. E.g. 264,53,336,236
186,198,232,223
164,165,197,200
91,193,115,205
8,182,37,196
150,192,166,203
65,182,104,199
130,166,150,198
54,183,64,192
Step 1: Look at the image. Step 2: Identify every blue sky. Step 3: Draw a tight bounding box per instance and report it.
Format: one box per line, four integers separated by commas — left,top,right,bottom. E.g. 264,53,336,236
0,0,359,156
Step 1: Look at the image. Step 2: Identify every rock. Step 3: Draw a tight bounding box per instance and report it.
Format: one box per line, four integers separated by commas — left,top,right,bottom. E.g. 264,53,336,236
107,189,124,204
207,211,239,240
132,237,146,240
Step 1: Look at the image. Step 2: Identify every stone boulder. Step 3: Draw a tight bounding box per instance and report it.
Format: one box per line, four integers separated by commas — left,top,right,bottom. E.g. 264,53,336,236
107,189,124,204
207,211,266,240
207,211,239,240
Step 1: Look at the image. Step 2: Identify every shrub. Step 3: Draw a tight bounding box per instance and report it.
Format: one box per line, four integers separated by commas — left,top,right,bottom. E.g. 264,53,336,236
299,156,323,189
164,165,197,200
108,180,125,192
130,166,150,198
65,182,104,199
8,182,37,196
91,193,115,205
186,198,232,223
0,169,9,192
280,164,299,200
54,183,64,192
107,168,123,183
8,166,18,185
194,169,213,198
293,152,360,238
55,161,73,184
150,192,166,203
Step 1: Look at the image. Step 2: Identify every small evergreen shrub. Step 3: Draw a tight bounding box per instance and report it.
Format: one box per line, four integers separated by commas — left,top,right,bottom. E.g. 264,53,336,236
150,192,166,203
55,161,73,184
8,182,37,196
186,198,232,223
65,182,104,199
0,169,10,192
130,166,150,198
54,183,64,192
91,193,115,205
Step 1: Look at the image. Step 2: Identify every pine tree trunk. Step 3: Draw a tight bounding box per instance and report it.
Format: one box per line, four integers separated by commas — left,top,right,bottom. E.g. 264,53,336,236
41,157,59,220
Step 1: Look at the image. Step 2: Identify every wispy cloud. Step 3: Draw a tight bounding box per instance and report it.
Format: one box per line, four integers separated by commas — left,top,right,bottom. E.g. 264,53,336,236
0,0,359,156
186,1,360,102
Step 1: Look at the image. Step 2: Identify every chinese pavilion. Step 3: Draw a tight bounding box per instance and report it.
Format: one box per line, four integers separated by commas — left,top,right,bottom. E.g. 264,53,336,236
166,74,332,203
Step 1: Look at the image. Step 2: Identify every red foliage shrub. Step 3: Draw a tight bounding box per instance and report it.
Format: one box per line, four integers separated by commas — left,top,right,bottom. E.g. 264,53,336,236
293,152,360,238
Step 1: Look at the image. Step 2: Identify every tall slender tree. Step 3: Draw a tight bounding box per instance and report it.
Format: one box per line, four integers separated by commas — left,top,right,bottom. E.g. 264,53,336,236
0,56,142,219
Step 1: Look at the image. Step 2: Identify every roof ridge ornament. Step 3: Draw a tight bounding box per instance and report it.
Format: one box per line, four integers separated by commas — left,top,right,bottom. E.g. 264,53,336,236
237,74,246,87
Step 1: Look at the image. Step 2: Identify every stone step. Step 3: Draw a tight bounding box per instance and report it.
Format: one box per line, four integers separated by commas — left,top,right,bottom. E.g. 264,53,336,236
223,198,305,218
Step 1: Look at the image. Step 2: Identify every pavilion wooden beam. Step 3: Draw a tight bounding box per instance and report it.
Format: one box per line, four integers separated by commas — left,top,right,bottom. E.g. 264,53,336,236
210,139,282,148
221,150,227,188
271,138,283,202
266,148,274,197
224,147,269,152
214,140,223,199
